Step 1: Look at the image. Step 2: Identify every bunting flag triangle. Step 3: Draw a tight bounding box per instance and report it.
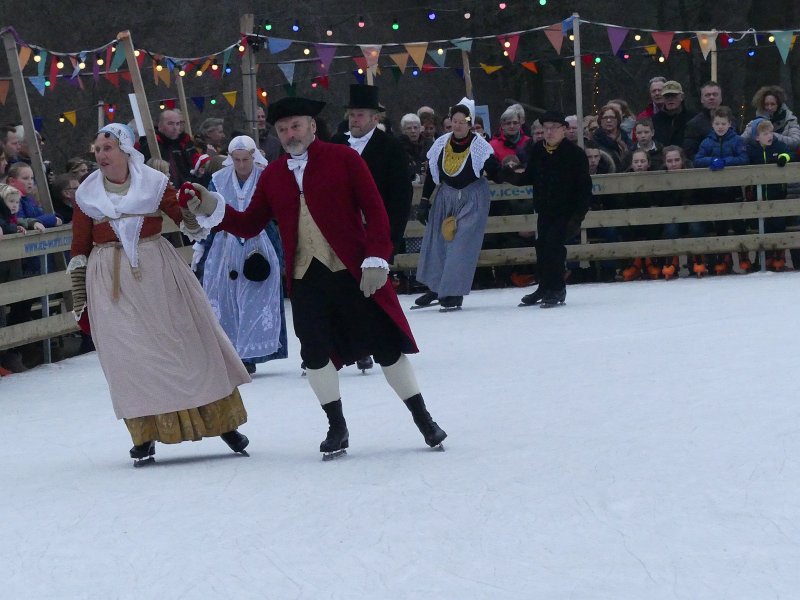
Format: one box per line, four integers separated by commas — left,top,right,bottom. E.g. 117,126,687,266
390,66,402,83
69,56,80,79
257,87,269,106
191,96,205,112
210,65,222,80
360,45,382,67
544,25,564,55
223,90,237,107
164,99,176,110
450,38,473,52
267,37,293,54
105,46,113,72
314,43,337,76
48,56,59,89
37,50,47,76
18,46,31,70
607,26,629,56
110,46,127,72
581,54,594,67
353,70,366,84
562,16,575,35
405,43,428,68
158,66,171,87
222,47,232,73
121,71,132,82
152,61,159,85
497,34,521,62
106,72,120,87
315,75,330,90
29,76,46,96
136,49,145,67
644,45,658,57
389,52,409,73
791,35,797,50
479,63,503,75
696,31,717,59
278,62,295,84
92,55,100,82
353,56,368,72
33,117,44,132
772,31,793,63
651,31,674,59
64,110,77,127
421,63,436,74
283,83,297,97
679,37,692,52
521,61,538,74
427,49,447,68
0,81,10,105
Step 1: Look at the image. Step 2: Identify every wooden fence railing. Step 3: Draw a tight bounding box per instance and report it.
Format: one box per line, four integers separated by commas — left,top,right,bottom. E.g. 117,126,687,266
2,163,799,354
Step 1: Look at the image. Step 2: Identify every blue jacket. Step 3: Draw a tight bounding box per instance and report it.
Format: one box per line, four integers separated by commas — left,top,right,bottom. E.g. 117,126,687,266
19,195,58,227
694,128,748,167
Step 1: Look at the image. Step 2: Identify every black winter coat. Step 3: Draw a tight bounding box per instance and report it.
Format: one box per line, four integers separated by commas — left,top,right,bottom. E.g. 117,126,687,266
653,105,698,148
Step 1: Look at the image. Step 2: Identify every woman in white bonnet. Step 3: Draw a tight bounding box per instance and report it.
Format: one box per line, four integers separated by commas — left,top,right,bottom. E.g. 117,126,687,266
68,123,252,466
200,135,286,374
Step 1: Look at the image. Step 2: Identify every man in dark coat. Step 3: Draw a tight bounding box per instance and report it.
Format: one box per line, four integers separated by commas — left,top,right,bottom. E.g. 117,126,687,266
136,109,198,185
503,111,593,307
186,97,446,457
652,81,697,149
331,84,413,259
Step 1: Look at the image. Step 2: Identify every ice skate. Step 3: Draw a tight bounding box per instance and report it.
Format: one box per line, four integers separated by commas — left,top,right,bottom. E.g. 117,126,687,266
404,394,447,450
356,356,374,374
321,400,349,460
519,288,545,306
540,288,566,308
438,296,463,312
242,360,256,375
130,440,155,468
220,430,250,456
410,291,439,309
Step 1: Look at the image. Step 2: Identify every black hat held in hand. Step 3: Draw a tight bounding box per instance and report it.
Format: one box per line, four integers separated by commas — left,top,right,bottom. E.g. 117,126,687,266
242,250,271,282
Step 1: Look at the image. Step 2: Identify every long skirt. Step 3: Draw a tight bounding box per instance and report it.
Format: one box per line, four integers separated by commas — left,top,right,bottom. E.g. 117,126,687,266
87,236,251,421
416,178,491,297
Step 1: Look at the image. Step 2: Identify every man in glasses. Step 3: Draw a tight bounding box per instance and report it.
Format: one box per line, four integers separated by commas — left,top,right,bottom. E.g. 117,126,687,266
51,173,81,224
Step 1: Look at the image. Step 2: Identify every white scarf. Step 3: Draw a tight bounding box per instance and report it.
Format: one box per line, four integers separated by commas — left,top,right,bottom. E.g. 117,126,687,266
426,132,494,185
287,151,308,191
75,162,167,268
211,164,263,212
346,126,376,155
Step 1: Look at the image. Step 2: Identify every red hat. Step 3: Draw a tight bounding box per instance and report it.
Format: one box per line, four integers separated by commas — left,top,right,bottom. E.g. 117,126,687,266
191,154,211,176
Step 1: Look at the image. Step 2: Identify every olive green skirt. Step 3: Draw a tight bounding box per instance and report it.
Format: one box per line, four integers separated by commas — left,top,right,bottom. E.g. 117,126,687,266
124,388,247,445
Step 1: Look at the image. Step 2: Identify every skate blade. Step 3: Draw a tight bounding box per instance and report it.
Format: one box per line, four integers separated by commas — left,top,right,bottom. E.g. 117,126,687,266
237,449,250,457
518,302,540,307
322,449,347,461
410,302,440,310
539,302,565,309
133,456,155,468
431,443,445,452
438,306,462,313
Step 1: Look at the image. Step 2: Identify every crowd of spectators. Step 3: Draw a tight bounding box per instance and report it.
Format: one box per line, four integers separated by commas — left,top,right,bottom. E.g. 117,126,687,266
2,76,800,373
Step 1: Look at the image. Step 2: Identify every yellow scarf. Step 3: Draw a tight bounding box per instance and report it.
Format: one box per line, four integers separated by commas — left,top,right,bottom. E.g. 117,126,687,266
443,140,471,176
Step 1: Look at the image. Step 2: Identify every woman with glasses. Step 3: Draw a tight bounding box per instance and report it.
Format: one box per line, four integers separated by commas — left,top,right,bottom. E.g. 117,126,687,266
593,104,634,170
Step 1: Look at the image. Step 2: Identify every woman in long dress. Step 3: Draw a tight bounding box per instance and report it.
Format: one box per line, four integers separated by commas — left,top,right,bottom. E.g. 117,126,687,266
68,124,251,466
202,136,285,374
414,98,501,310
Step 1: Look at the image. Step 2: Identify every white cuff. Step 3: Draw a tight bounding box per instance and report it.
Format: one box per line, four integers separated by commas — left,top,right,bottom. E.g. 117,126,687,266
195,191,226,229
361,256,389,270
179,221,210,243
66,255,88,273
190,242,205,272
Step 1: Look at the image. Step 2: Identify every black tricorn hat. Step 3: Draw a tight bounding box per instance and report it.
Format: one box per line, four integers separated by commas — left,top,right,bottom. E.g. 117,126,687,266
345,84,385,111
539,110,568,126
267,97,326,125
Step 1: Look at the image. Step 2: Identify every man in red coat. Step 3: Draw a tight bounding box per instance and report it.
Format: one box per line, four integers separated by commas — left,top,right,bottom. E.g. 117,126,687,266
186,97,446,458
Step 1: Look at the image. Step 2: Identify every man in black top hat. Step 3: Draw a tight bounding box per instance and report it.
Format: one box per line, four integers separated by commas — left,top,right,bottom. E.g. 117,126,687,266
186,96,447,457
331,85,413,258
331,85,414,373
503,111,593,308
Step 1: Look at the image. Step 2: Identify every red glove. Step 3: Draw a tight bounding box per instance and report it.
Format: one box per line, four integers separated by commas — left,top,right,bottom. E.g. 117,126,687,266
177,182,197,208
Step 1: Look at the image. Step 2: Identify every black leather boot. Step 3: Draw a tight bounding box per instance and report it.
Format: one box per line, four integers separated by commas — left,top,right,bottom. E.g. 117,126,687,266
320,400,349,453
403,394,447,447
221,430,250,454
129,440,155,459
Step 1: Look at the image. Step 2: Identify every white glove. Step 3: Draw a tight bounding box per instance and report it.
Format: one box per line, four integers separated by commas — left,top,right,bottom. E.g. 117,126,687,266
359,267,388,297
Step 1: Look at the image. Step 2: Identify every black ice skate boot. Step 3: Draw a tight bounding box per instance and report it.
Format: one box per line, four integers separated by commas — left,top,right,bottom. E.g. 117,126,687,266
356,355,374,374
413,291,439,308
519,287,545,306
130,440,155,467
403,394,447,449
221,430,250,455
320,400,349,460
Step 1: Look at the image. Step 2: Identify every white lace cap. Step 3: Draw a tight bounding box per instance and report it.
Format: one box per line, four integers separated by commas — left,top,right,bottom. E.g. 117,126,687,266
453,97,476,122
223,135,268,168
98,123,144,164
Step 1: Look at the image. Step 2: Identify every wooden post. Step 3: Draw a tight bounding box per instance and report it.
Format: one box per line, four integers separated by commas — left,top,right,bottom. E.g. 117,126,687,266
366,68,374,86
462,50,473,99
572,13,584,149
1,28,55,213
240,14,259,141
116,30,160,159
710,49,718,82
174,73,193,138
97,100,105,130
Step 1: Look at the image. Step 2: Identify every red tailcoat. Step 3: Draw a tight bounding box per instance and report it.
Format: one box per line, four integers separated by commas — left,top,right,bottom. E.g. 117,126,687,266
219,138,418,356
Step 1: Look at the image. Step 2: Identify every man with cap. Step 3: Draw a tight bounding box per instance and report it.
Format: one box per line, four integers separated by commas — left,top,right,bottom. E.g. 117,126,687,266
652,81,698,148
502,111,593,308
185,96,447,458
331,84,414,373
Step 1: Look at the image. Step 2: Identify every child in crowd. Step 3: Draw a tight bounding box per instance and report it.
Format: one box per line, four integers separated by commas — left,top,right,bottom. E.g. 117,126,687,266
621,150,656,281
632,118,664,170
0,182,44,232
746,119,792,271
693,106,748,274
658,146,697,279
5,163,62,229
